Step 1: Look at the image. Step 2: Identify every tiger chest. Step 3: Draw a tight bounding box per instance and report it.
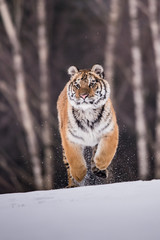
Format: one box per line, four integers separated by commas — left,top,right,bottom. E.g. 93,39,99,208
67,107,113,146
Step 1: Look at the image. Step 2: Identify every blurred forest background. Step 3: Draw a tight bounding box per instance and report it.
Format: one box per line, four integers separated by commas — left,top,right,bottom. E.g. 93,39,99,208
0,0,160,193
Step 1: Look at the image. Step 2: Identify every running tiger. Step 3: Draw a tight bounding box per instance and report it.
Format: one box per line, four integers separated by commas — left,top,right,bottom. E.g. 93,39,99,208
57,64,119,187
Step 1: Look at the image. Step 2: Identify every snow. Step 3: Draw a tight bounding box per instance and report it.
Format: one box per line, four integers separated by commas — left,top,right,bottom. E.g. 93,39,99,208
0,180,160,240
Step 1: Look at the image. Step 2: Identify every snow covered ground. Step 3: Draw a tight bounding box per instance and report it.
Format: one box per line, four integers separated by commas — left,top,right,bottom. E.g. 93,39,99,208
0,180,160,240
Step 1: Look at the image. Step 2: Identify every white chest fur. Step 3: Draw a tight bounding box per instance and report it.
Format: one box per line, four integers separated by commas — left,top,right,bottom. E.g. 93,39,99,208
67,102,114,147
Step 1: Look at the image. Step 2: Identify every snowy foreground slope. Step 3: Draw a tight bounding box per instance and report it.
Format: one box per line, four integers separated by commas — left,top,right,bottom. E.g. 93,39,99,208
0,180,160,240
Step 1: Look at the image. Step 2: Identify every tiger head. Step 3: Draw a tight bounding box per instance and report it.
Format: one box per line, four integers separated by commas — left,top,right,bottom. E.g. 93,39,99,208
67,64,110,109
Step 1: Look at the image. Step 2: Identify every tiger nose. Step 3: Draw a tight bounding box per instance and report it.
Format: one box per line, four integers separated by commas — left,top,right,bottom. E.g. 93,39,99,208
80,94,88,99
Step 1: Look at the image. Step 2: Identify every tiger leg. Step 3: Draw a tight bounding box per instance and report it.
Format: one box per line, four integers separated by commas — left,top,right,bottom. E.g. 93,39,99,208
91,145,108,178
93,126,118,172
62,138,87,183
63,149,77,188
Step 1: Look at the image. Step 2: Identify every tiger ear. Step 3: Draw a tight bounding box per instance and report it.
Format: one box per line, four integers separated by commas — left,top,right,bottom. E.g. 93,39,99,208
68,66,79,77
91,64,104,78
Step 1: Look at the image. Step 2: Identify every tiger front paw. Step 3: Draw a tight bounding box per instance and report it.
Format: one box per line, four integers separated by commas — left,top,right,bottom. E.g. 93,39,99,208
92,166,107,178
92,158,108,178
94,155,111,171
70,165,87,182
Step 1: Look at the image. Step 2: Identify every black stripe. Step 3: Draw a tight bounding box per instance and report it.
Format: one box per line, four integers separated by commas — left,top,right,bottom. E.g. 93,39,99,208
95,81,106,103
99,80,103,97
102,80,107,99
98,79,106,100
104,109,111,122
64,162,69,166
64,162,70,169
68,83,71,92
68,129,84,141
99,116,112,133
87,105,105,129
68,83,73,98
82,73,87,82
94,105,105,124
72,108,86,131
95,97,102,105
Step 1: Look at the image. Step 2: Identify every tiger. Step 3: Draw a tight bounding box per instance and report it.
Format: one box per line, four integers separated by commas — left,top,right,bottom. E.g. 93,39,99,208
57,64,119,187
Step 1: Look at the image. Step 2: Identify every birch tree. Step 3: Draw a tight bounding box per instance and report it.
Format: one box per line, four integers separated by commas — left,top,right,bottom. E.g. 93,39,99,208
128,0,149,179
0,0,43,189
13,0,23,35
37,0,54,189
148,0,160,178
104,0,120,101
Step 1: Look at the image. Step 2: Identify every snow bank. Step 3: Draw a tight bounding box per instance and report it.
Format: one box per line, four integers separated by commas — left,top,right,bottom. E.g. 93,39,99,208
0,180,160,240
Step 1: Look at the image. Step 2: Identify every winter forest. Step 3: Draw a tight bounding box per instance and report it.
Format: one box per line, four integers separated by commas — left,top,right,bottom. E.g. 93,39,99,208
0,0,160,193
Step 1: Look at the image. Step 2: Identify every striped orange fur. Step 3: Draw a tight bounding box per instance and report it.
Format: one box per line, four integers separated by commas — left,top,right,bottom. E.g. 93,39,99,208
57,64,119,187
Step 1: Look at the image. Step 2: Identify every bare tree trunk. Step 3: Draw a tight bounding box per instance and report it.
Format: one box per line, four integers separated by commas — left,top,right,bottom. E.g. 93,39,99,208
13,0,23,35
104,0,120,101
37,0,54,189
148,0,160,178
128,0,149,179
0,155,23,191
0,0,43,189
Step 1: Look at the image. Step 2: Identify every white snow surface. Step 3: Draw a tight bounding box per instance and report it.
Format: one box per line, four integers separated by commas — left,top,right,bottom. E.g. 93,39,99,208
0,180,160,240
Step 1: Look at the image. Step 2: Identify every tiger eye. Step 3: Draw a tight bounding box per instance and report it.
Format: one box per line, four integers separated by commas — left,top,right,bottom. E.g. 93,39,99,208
89,82,96,88
74,83,80,89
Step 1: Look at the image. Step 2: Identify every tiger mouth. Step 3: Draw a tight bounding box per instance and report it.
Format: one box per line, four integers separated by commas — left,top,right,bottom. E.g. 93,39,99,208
76,98,94,103
75,99,95,106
